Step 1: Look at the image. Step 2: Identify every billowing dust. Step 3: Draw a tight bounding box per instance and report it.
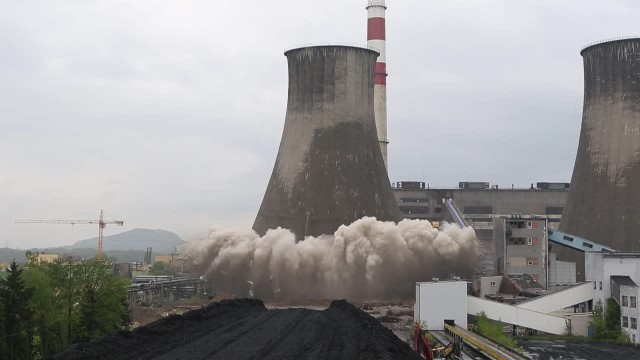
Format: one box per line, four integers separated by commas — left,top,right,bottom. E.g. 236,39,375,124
182,217,480,300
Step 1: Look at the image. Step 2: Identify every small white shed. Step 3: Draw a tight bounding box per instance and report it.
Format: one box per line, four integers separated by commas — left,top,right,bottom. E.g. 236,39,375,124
414,281,468,330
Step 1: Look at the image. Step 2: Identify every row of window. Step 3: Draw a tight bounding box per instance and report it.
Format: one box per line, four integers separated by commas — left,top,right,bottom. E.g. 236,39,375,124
509,237,536,246
623,316,638,329
399,206,443,215
622,295,638,308
506,221,534,229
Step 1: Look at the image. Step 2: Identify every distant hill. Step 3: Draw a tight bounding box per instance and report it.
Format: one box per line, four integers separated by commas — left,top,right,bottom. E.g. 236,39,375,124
0,229,184,264
71,228,184,253
0,248,27,264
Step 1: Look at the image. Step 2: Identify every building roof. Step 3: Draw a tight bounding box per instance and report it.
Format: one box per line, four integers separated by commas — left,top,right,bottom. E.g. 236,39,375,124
603,252,640,258
505,274,545,295
611,275,637,287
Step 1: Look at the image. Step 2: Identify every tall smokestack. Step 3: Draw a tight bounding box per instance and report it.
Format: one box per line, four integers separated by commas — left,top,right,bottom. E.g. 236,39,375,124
367,0,389,170
252,46,400,239
560,37,640,268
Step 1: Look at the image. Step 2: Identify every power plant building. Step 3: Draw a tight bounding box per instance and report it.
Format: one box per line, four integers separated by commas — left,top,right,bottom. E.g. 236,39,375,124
586,251,640,344
393,181,569,276
493,216,548,288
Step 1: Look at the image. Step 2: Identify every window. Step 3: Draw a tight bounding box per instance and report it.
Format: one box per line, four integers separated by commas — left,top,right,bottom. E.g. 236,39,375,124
599,281,602,290
623,296,629,307
528,261,534,266
527,238,533,245
527,221,532,229
594,281,597,289
631,317,637,330
490,281,496,287
632,296,637,308
623,316,629,328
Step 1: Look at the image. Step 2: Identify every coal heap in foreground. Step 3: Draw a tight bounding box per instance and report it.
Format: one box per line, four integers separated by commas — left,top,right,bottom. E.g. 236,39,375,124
50,298,419,360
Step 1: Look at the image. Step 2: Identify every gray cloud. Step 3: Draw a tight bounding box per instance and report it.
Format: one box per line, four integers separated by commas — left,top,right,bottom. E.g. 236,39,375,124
1,0,639,248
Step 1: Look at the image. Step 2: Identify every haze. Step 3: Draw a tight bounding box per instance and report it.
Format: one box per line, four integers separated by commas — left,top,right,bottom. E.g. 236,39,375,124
1,0,638,249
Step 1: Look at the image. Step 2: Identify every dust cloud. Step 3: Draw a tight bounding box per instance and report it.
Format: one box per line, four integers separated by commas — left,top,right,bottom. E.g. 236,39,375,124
182,217,480,301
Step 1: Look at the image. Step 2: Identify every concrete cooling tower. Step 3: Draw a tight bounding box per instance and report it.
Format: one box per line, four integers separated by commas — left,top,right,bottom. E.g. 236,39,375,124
253,45,400,239
560,37,640,257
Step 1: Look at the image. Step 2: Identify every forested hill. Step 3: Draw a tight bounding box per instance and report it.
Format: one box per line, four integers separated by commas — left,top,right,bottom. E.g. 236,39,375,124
1,228,184,264
71,228,184,253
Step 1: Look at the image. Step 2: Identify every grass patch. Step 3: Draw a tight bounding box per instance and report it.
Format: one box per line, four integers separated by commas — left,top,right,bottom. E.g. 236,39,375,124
475,311,522,351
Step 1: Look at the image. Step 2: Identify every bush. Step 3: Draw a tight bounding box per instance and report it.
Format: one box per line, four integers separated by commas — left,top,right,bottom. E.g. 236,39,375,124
475,311,520,350
590,298,630,344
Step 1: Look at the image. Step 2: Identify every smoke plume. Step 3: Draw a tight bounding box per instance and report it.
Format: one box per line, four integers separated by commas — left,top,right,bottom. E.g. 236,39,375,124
182,217,480,301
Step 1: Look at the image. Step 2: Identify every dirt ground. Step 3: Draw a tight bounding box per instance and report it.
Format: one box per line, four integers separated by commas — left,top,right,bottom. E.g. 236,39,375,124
130,294,233,327
358,301,415,345
51,298,420,360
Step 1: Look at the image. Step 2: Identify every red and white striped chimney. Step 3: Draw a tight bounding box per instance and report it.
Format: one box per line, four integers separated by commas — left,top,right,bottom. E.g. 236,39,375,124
367,0,388,169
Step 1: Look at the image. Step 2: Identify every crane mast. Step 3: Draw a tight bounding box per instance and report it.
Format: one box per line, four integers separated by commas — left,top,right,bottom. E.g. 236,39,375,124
15,209,124,258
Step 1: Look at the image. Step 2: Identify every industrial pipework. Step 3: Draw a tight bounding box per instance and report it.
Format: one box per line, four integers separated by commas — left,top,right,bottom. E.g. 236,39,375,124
367,0,389,169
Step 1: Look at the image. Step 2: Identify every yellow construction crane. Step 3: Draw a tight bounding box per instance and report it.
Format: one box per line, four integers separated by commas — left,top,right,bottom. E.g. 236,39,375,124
15,209,124,258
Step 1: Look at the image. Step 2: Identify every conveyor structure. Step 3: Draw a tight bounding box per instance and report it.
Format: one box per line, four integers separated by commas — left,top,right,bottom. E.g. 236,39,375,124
547,228,615,253
444,199,468,228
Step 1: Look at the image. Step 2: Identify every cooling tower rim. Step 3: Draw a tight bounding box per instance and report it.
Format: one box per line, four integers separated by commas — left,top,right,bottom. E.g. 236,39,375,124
284,43,380,57
580,35,640,55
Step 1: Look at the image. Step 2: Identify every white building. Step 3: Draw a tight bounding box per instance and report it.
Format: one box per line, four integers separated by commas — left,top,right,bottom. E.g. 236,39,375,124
585,252,640,344
414,281,468,330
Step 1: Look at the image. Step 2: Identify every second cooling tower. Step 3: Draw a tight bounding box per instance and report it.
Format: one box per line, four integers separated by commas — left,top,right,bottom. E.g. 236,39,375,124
253,46,400,238
561,37,640,254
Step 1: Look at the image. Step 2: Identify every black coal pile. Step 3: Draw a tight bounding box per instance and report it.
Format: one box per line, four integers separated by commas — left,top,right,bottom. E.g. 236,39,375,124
49,298,419,360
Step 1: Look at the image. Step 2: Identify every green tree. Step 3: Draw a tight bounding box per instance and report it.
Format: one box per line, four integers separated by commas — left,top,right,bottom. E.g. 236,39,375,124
590,301,606,339
0,260,35,360
590,298,628,343
21,265,65,357
78,287,99,341
604,297,621,338
21,258,131,355
149,262,174,276
0,300,7,360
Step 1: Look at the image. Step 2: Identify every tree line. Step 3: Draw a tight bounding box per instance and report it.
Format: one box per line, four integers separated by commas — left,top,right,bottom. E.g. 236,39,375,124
0,254,131,359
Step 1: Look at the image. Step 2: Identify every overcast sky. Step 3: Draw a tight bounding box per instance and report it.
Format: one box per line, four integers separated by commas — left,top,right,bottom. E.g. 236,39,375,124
1,0,638,249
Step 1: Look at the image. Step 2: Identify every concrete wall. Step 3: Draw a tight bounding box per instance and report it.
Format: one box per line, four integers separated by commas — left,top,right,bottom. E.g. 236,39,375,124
586,252,640,344
393,187,567,224
549,252,577,287
467,296,567,335
620,285,640,344
567,313,592,337
560,38,640,272
253,46,399,238
479,276,503,299
414,281,467,330
585,252,640,306
495,218,548,288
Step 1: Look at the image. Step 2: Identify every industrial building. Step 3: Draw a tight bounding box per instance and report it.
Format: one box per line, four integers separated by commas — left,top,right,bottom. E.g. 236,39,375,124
586,251,640,344
393,181,568,227
493,215,548,287
393,181,569,277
